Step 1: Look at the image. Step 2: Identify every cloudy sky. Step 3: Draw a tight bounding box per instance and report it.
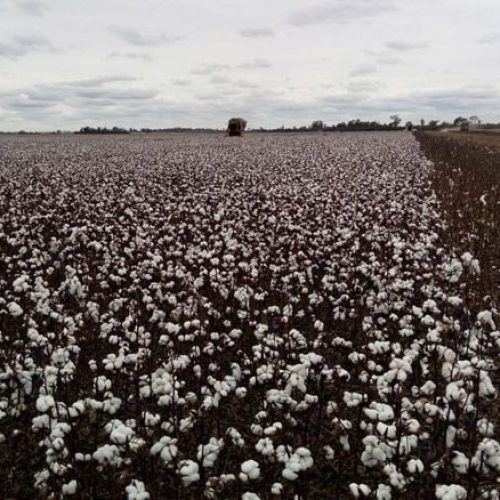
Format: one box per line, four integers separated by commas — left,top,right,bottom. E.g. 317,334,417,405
0,0,499,131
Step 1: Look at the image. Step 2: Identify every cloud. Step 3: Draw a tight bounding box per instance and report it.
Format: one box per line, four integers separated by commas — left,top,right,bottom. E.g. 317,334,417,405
109,26,183,47
1,78,158,116
108,51,153,63
385,40,428,51
288,0,395,26
16,0,46,15
0,34,53,59
376,55,402,65
191,63,231,75
238,28,275,38
191,59,271,75
347,80,384,93
477,33,500,44
349,64,377,77
0,0,46,15
210,75,231,84
61,76,138,87
172,78,192,86
236,58,272,69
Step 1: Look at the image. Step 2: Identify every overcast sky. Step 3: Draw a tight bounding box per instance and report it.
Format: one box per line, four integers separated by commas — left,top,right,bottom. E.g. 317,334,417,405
0,0,499,131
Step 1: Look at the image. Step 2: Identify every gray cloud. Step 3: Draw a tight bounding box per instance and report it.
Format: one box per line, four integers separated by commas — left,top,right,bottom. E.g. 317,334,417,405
191,63,231,75
0,0,46,15
209,75,231,84
16,0,46,15
108,51,153,62
376,55,402,65
477,33,500,44
238,28,275,38
191,59,271,76
0,34,53,59
347,80,384,93
61,76,138,87
236,58,272,69
109,26,183,47
288,0,395,26
2,77,158,116
349,64,377,77
385,40,428,51
172,78,192,86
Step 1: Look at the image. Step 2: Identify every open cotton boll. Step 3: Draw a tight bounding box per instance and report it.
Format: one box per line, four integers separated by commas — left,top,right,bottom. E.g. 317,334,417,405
435,484,467,500
376,484,392,500
451,452,469,474
61,480,77,496
242,493,261,500
7,301,23,317
36,395,56,413
271,483,283,495
93,444,121,465
406,459,424,474
125,479,150,500
239,460,260,482
349,483,371,498
150,436,178,464
197,438,224,468
178,460,200,486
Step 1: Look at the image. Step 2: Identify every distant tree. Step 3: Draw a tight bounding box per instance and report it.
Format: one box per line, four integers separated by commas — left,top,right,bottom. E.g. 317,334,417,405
453,116,468,126
390,115,402,128
428,120,439,130
405,121,413,131
311,120,325,131
469,115,481,125
420,118,425,128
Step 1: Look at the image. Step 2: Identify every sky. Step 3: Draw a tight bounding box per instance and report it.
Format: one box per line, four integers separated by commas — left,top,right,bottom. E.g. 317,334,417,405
0,0,499,131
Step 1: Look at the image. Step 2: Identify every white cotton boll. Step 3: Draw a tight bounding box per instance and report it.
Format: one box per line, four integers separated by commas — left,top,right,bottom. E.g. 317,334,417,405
477,311,496,330
376,484,392,500
255,437,274,457
271,482,283,495
197,438,224,468
477,418,495,437
282,466,298,481
377,422,397,439
349,483,371,498
479,371,496,398
93,444,121,465
7,301,23,317
151,436,178,464
406,459,424,474
178,460,200,486
61,479,77,496
125,479,150,500
435,484,467,500
324,445,335,460
451,452,469,474
447,297,462,307
343,391,364,408
13,275,30,293
445,382,462,402
240,460,260,482
36,395,55,413
314,319,324,331
461,252,480,275
242,493,261,500
386,358,412,383
363,402,394,422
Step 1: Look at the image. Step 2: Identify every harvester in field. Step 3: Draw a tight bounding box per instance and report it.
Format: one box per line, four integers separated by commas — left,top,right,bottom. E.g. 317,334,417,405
226,117,247,137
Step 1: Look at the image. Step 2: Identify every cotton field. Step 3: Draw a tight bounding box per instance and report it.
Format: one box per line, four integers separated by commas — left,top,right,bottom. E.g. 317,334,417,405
0,132,498,499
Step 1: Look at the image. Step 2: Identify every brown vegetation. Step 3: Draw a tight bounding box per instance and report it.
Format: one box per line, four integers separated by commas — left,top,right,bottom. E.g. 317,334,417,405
415,132,500,306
